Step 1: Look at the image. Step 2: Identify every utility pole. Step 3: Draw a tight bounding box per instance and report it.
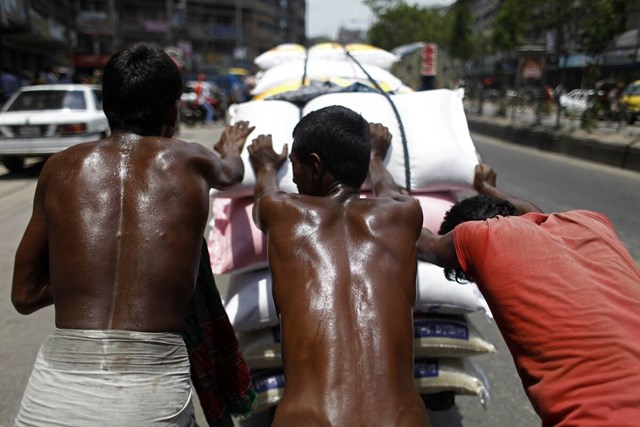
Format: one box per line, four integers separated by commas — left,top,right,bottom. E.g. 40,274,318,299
235,0,245,62
108,0,118,52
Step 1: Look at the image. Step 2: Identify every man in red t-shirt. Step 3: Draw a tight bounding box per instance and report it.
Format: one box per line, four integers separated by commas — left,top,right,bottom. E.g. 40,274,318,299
417,163,640,427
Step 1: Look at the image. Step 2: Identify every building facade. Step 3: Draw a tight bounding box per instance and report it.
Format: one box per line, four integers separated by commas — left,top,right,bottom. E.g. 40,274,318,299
0,0,305,82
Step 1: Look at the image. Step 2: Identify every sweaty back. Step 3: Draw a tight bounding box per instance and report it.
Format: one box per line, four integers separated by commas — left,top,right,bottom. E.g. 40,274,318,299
263,193,428,426
43,135,211,332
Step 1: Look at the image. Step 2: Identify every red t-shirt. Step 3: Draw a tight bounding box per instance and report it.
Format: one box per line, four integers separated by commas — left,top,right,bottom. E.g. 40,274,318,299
454,210,640,426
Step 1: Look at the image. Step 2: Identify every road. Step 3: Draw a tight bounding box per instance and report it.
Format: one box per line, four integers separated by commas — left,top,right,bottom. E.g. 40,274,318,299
1,127,639,427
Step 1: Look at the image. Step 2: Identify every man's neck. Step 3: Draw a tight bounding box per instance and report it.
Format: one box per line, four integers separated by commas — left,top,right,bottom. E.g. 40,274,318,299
324,181,360,200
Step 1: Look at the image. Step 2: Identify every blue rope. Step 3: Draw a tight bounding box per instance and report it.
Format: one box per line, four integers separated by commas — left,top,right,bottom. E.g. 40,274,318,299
343,47,412,193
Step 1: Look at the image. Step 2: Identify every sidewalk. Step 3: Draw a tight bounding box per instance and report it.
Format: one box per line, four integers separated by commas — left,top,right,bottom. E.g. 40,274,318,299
464,101,640,173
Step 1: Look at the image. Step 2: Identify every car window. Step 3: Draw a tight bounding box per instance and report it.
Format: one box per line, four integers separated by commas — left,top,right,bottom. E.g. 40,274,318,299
7,90,87,111
92,89,103,110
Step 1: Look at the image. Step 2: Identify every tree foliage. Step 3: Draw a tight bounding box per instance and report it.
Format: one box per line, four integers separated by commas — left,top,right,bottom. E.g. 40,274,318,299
491,0,528,53
366,3,452,51
362,0,405,17
448,0,475,59
489,0,626,57
576,0,626,56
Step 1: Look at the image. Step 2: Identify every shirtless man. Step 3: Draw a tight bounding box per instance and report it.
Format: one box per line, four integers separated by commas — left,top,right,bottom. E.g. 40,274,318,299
11,42,254,425
417,163,640,426
248,106,430,426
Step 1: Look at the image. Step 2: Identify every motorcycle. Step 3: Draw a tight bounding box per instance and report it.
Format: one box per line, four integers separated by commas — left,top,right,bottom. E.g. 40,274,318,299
180,100,204,127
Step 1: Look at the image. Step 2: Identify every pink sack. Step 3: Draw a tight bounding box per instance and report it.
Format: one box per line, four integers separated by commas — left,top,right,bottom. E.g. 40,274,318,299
411,192,457,234
361,191,457,234
207,197,268,275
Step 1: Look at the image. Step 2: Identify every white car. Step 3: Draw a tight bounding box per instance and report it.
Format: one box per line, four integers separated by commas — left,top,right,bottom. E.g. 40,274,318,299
559,89,594,116
0,84,109,172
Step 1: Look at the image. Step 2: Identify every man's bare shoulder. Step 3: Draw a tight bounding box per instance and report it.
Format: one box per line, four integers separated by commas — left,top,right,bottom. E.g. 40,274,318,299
366,193,422,213
257,191,307,210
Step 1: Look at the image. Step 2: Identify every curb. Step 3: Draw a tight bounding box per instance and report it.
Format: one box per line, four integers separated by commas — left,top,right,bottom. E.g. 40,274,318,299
467,118,640,173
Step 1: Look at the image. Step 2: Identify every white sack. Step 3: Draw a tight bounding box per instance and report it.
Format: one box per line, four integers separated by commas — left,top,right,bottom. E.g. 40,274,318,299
251,58,405,96
305,89,478,192
413,314,495,359
237,327,282,371
224,268,279,332
308,43,399,70
415,261,491,316
414,358,490,405
252,370,285,413
254,43,306,70
212,100,300,198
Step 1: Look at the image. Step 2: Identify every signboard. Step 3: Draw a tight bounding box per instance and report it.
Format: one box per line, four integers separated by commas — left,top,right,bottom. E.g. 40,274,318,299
74,53,111,68
142,19,169,33
77,10,113,35
422,43,437,76
521,59,543,80
213,25,237,39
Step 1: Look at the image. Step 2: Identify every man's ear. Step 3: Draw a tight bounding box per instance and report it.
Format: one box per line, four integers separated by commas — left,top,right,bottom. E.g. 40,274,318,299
310,152,324,181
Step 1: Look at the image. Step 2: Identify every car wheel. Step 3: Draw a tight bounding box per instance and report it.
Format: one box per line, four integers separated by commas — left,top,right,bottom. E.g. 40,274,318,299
2,156,25,173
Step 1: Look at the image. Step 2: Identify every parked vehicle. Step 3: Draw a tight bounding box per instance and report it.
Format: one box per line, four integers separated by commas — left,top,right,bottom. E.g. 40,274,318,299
180,83,204,126
180,80,225,127
620,80,640,124
0,84,109,172
559,89,594,116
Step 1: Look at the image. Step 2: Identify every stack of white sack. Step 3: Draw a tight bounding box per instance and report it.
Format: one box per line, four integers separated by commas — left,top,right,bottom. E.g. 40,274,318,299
251,43,407,99
219,258,283,415
223,269,283,414
215,89,479,199
254,42,399,71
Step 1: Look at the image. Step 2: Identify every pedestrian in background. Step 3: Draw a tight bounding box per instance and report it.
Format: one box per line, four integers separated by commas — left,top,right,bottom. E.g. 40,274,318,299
195,72,216,125
0,68,20,103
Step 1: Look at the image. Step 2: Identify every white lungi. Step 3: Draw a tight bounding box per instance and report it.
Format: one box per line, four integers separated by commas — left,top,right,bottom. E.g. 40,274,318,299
14,328,195,426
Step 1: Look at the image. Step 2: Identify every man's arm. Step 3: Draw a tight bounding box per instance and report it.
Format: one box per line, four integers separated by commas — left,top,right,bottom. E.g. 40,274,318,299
416,228,461,270
473,163,543,214
368,123,406,199
204,121,255,189
12,170,53,314
247,134,288,230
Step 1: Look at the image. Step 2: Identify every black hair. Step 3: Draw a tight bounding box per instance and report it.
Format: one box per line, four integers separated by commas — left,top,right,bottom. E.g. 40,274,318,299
292,105,370,188
102,42,183,135
439,194,518,283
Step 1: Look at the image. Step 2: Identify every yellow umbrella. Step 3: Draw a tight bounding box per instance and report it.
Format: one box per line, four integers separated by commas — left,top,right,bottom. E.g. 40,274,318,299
228,67,250,76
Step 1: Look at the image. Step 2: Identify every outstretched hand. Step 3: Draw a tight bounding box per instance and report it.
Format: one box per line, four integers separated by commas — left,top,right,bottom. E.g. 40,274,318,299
214,121,255,156
247,134,288,173
369,123,392,160
473,162,497,194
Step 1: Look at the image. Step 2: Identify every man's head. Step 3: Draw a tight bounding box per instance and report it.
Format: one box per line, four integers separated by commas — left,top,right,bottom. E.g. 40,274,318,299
291,105,370,195
102,42,183,136
439,195,518,283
